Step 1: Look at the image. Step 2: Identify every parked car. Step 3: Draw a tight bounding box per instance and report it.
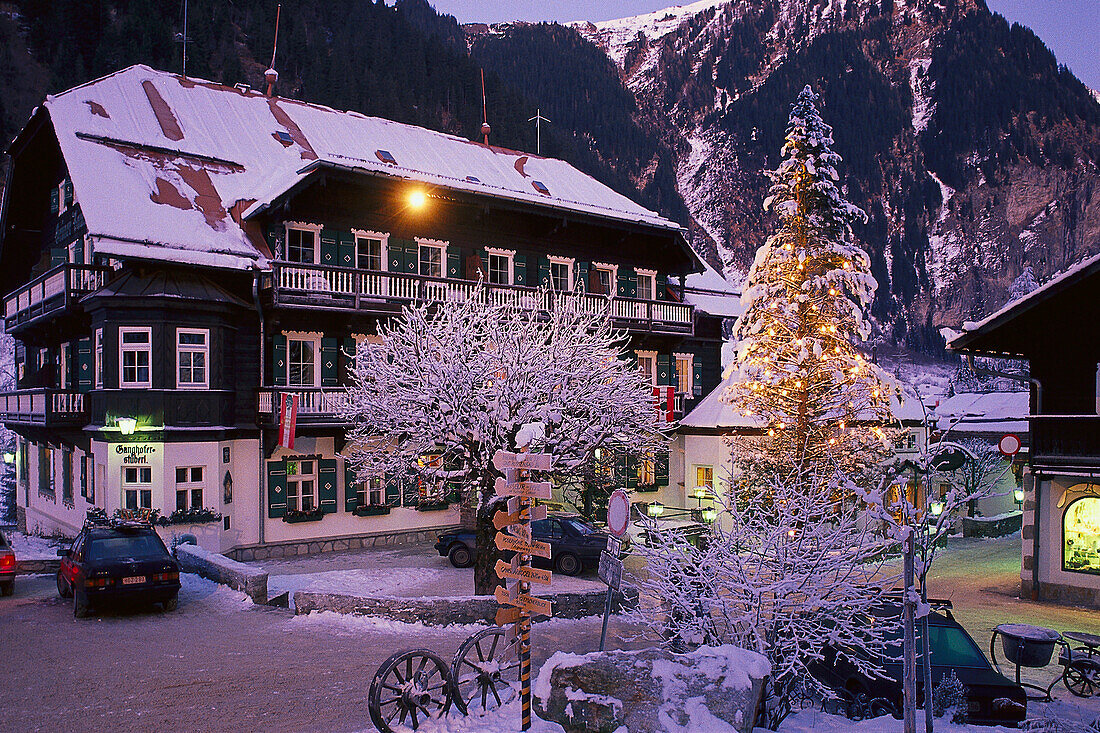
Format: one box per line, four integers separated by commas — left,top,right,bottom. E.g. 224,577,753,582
434,515,620,576
0,530,15,596
810,599,1027,726
57,520,181,618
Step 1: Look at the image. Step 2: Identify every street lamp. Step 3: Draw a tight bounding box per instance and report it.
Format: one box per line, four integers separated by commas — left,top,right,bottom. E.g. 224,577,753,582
117,417,137,435
2,452,13,464
647,502,664,518
692,485,708,507
701,507,717,523
928,501,944,518
1014,488,1025,505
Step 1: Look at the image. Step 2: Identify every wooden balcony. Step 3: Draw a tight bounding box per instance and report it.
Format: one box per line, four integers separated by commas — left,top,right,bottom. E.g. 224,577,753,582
4,263,112,332
258,388,349,426
0,389,87,428
266,262,694,334
1030,415,1100,468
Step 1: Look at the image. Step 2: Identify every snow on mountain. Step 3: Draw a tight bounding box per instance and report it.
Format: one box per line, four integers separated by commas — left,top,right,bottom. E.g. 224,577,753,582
570,1,730,68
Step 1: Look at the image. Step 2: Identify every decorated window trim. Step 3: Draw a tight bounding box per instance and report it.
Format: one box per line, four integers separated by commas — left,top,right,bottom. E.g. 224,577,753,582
118,326,152,389
352,229,389,272
416,237,448,279
284,222,322,264
635,350,657,386
283,330,322,388
485,247,516,286
547,255,575,291
635,268,657,301
674,352,694,395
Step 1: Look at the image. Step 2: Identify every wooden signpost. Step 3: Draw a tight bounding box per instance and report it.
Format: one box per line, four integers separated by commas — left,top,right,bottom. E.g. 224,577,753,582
491,449,553,732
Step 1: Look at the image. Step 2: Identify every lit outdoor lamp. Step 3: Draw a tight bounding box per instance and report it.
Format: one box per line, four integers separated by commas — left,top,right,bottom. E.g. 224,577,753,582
2,452,13,464
692,485,708,507
117,417,137,436
647,501,664,518
1014,488,1025,505
701,507,718,524
928,500,944,518
407,189,427,209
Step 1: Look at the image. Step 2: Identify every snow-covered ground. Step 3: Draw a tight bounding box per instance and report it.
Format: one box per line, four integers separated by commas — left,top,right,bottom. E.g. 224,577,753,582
5,530,64,559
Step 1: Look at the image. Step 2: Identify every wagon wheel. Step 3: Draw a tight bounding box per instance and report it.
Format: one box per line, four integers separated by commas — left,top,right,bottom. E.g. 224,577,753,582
450,627,521,715
1063,660,1100,698
368,649,453,733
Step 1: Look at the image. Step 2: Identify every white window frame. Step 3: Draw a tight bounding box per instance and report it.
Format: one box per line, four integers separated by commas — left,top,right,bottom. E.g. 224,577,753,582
119,326,152,389
284,222,322,264
94,329,103,389
694,465,714,490
548,255,575,291
285,331,321,388
59,342,70,389
176,328,210,389
352,229,389,272
175,466,206,511
122,465,153,510
636,350,657,386
286,459,317,512
636,268,657,301
592,261,618,297
485,247,516,286
674,352,694,395
416,237,448,279
357,476,384,507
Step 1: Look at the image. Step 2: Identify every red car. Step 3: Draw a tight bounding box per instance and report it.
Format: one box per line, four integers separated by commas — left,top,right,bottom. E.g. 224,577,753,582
0,530,15,596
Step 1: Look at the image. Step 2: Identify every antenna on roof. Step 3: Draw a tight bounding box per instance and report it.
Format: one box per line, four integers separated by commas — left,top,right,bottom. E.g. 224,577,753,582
480,68,491,146
528,108,550,155
265,3,282,97
174,0,191,77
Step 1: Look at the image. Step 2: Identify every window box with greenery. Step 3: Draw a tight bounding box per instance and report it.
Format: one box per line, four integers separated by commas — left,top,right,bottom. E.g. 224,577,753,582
352,504,391,517
163,507,222,525
282,506,325,523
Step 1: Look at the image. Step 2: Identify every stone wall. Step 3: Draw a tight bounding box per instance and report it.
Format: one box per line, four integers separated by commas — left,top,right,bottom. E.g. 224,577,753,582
226,525,460,562
1022,579,1100,610
175,543,268,603
962,510,1022,538
16,558,59,575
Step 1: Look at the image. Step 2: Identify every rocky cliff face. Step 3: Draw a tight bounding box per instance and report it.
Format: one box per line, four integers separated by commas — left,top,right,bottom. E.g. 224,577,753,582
565,0,1100,349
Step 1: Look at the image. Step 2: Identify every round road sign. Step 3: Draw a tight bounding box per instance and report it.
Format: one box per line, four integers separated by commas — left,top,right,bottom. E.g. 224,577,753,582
999,433,1022,457
607,489,630,538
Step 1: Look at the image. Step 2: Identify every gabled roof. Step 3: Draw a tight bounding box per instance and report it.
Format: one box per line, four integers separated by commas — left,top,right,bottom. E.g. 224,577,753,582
933,391,1029,437
21,65,687,271
82,269,250,308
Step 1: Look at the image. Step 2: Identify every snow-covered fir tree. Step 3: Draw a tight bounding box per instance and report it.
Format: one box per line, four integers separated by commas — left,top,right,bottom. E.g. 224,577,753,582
338,284,664,595
726,85,898,486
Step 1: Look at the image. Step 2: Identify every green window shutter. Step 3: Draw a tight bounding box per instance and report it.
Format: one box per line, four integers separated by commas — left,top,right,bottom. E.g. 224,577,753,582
344,461,359,512
272,335,287,386
447,251,461,279
338,231,355,268
388,238,405,272
656,354,672,386
693,358,704,397
65,341,77,390
575,262,589,291
405,241,419,275
656,451,669,486
49,188,59,215
656,274,668,300
514,254,527,286
50,247,67,267
384,472,401,506
617,267,635,297
320,337,339,387
63,180,74,207
267,460,287,518
319,459,338,514
320,229,338,266
538,256,550,287
669,356,678,390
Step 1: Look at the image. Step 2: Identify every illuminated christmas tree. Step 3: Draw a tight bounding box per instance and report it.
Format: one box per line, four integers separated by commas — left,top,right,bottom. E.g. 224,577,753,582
727,86,898,485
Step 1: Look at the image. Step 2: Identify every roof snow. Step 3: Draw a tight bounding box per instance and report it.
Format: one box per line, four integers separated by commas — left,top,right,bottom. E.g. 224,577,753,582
38,65,682,270
682,261,742,318
933,391,1029,435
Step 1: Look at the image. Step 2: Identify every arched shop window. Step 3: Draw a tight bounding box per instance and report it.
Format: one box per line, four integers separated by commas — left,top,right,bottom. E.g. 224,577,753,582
1064,497,1100,575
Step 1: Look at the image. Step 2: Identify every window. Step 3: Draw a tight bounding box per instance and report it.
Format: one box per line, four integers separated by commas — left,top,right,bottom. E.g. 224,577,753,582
38,445,54,497
286,459,317,512
675,353,694,394
418,239,446,278
1064,497,1100,575
357,477,384,507
175,466,205,511
487,250,513,285
636,350,657,386
176,329,209,388
695,465,714,489
356,236,385,271
636,269,656,301
548,257,574,291
123,466,153,510
591,262,617,296
62,449,73,504
639,458,656,485
119,327,152,388
94,329,103,388
288,337,317,387
285,226,317,264
60,343,70,389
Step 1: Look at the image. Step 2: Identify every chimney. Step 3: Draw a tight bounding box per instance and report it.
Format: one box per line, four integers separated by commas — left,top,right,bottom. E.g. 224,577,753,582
265,68,279,97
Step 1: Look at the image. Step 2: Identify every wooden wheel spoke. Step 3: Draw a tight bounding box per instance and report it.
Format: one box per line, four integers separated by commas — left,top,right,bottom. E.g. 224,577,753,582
381,683,403,693
488,633,501,659
475,639,486,663
490,681,504,707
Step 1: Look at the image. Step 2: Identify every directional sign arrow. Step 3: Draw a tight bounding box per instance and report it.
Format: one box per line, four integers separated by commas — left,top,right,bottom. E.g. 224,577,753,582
507,521,532,543
493,504,547,530
493,451,552,471
495,531,552,559
494,476,552,500
496,559,552,586
495,585,553,616
495,606,521,626
495,584,520,606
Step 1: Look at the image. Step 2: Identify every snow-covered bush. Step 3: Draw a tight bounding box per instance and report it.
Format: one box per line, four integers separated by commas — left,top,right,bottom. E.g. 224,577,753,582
931,670,967,723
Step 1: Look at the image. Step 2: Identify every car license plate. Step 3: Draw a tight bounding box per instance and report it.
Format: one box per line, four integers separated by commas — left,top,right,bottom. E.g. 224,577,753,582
122,575,146,585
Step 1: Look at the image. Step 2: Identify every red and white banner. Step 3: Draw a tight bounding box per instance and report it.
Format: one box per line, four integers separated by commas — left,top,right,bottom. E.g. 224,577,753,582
652,386,674,423
278,393,299,449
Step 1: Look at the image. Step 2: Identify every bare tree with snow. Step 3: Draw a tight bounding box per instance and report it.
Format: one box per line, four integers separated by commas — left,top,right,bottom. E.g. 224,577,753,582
338,283,665,595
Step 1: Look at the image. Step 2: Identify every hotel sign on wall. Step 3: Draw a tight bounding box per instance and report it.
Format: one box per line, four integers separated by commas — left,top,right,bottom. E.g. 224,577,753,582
107,441,164,480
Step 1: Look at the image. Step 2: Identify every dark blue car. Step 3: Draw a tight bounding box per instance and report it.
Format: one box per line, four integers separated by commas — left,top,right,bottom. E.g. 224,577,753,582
434,515,615,576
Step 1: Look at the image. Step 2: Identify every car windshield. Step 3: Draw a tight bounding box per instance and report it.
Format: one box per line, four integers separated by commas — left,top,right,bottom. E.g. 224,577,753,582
87,535,166,560
562,518,597,535
880,623,989,669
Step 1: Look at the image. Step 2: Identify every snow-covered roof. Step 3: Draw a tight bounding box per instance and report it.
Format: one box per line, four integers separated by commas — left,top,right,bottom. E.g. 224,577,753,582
682,261,742,318
32,65,684,271
933,391,1029,436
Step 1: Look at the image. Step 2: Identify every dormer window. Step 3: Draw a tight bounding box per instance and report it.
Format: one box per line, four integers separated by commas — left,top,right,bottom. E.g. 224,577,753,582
285,223,322,264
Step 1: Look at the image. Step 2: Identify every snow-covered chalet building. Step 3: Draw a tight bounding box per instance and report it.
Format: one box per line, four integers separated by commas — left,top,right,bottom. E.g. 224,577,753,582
0,65,725,556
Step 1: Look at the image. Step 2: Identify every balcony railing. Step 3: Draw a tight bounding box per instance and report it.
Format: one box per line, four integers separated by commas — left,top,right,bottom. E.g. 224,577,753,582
0,389,86,427
1030,415,1100,467
268,262,693,333
258,388,349,424
4,263,112,331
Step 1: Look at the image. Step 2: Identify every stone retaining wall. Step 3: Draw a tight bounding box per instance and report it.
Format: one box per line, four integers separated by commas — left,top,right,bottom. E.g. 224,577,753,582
962,511,1022,538
176,544,268,603
16,559,60,575
294,585,637,626
226,525,460,562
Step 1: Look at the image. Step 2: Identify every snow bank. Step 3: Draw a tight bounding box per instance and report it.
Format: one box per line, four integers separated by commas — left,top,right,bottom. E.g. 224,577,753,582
6,531,63,560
